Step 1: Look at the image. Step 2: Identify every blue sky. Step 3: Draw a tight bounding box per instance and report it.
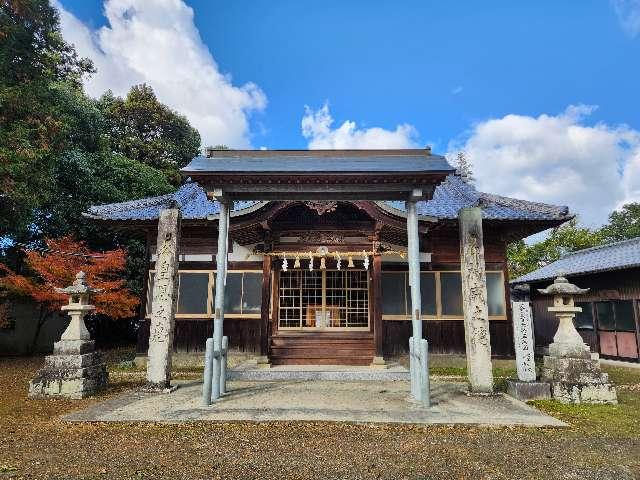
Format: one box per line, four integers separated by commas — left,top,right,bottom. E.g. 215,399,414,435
56,0,640,226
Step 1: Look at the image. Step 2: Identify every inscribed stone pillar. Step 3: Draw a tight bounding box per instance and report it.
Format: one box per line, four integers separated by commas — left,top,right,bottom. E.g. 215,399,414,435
458,207,494,393
146,205,181,389
512,301,537,382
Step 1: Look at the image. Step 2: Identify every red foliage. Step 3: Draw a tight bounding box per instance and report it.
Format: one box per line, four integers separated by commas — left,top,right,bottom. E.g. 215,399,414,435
0,236,139,319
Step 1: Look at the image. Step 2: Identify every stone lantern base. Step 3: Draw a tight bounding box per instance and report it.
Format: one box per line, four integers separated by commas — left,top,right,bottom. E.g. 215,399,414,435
541,352,617,404
28,339,108,399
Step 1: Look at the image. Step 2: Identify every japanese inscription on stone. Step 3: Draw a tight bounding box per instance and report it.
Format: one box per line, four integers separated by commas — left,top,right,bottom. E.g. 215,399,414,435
512,301,536,382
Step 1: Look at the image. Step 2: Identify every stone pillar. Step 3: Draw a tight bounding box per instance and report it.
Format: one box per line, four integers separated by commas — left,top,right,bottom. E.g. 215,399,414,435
505,302,550,401
211,199,230,402
458,207,493,393
146,205,181,390
512,302,536,382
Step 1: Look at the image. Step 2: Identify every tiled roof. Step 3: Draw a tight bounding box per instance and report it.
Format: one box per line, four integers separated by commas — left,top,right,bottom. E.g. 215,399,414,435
84,182,256,221
384,175,570,221
182,149,453,175
86,175,570,224
513,237,640,284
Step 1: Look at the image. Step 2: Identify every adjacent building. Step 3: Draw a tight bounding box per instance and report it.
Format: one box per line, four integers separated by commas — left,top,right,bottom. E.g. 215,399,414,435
513,237,640,362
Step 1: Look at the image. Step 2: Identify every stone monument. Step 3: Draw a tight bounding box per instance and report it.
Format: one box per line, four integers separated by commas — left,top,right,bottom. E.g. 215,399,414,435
506,301,550,401
29,272,108,399
146,205,181,391
539,276,617,404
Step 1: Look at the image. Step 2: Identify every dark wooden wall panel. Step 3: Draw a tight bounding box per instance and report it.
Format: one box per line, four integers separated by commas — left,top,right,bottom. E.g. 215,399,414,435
382,320,513,358
136,319,261,355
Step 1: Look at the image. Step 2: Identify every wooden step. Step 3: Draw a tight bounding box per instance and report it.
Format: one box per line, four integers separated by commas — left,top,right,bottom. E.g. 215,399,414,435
270,356,374,366
269,331,375,365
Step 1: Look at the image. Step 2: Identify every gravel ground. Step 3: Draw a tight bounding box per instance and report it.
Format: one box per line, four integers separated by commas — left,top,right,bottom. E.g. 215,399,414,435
1,356,639,480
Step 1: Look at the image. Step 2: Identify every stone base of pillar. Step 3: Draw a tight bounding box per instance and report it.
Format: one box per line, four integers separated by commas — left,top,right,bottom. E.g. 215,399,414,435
29,340,108,399
141,383,179,394
370,356,388,369
506,379,551,401
541,355,617,404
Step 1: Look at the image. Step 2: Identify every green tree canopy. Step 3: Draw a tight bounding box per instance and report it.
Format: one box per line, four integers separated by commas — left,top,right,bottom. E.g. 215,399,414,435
0,0,94,238
507,219,603,278
98,85,201,181
600,203,640,242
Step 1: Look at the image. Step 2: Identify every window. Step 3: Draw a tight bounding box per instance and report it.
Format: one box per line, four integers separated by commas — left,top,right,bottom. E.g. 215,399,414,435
614,301,636,332
574,302,594,330
596,302,616,330
440,272,463,316
381,272,407,315
177,272,210,314
146,269,261,318
420,272,437,316
486,272,506,317
224,272,263,316
381,270,507,320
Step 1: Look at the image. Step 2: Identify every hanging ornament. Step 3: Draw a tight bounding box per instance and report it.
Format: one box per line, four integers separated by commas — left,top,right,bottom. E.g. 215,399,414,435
336,253,342,270
363,252,370,271
308,251,314,271
294,255,301,268
347,256,354,268
282,256,288,272
320,257,326,269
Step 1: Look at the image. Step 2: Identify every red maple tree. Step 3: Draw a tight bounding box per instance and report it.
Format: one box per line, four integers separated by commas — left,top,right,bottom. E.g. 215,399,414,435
0,236,139,351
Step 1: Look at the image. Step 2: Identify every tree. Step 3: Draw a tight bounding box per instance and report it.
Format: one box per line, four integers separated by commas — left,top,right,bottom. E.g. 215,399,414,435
600,203,640,242
453,151,474,184
0,236,139,352
0,0,94,238
507,219,603,278
98,85,201,181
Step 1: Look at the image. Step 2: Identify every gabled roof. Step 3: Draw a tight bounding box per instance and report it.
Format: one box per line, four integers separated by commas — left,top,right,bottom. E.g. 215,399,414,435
385,175,570,221
182,149,453,175
84,181,257,221
513,237,640,284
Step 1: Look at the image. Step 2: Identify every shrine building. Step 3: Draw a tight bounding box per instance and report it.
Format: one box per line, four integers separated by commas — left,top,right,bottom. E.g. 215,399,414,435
86,149,571,366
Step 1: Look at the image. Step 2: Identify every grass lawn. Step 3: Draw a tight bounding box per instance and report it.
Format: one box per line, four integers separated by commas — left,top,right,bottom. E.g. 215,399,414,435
0,352,639,480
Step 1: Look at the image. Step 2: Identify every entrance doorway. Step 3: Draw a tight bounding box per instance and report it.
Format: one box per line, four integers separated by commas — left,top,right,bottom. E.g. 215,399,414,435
278,270,370,330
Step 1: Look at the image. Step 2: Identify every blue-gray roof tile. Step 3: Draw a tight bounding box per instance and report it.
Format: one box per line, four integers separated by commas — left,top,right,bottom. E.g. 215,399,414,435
385,175,569,221
85,182,255,221
182,151,453,174
513,237,640,284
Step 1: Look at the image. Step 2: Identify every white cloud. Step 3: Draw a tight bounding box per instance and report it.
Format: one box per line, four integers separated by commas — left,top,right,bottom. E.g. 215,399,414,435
54,0,266,148
611,0,640,38
450,105,640,226
301,103,418,149
451,86,463,95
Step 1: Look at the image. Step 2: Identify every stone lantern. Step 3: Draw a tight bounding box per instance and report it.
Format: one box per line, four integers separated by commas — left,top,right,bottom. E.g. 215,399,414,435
538,276,617,404
29,272,108,399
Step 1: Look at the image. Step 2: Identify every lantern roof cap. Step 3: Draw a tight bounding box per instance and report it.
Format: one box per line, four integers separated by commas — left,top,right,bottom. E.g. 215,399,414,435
55,271,102,295
537,275,589,296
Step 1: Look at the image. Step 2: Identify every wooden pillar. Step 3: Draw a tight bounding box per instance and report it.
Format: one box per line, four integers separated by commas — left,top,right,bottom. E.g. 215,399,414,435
260,255,272,357
459,206,494,393
146,205,181,390
372,253,384,359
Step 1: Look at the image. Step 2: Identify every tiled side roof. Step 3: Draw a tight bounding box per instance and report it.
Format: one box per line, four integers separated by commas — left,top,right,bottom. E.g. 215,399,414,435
84,182,255,221
513,237,640,284
384,175,570,221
